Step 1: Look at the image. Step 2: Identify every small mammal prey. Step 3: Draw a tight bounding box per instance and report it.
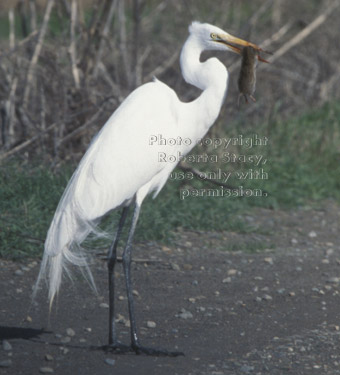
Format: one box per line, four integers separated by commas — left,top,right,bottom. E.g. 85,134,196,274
238,46,258,105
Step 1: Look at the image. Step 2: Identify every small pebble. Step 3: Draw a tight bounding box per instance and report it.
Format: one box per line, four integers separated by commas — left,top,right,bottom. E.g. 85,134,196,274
146,321,156,328
171,263,180,271
105,358,116,366
2,340,12,351
39,367,54,374
45,354,53,361
264,257,273,265
222,277,231,283
66,328,75,337
263,294,273,301
60,337,71,344
227,269,237,276
14,270,24,276
326,249,334,256
99,303,109,308
177,309,193,319
308,231,317,238
327,277,340,284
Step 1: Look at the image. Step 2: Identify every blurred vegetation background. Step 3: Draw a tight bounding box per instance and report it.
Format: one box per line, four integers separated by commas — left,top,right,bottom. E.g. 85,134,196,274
0,0,339,259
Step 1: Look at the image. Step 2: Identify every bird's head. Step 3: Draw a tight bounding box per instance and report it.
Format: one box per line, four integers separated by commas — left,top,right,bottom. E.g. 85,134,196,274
189,21,270,63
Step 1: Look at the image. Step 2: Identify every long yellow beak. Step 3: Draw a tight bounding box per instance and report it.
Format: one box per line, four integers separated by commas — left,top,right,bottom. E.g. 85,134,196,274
212,32,271,63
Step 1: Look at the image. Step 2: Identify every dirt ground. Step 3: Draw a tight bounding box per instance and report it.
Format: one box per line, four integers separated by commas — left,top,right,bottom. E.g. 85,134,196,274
1,200,340,375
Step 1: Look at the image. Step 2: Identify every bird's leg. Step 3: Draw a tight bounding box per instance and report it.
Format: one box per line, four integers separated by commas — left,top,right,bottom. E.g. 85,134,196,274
107,206,130,347
120,202,184,357
122,202,141,350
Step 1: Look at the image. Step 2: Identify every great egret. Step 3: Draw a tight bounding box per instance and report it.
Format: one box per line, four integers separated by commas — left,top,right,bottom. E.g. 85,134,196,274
35,21,267,356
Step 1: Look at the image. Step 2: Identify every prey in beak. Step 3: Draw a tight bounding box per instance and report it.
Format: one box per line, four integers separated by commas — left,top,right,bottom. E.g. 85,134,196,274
210,32,272,63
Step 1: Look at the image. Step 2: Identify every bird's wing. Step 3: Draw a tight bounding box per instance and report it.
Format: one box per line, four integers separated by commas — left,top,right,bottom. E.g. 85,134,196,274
70,80,182,221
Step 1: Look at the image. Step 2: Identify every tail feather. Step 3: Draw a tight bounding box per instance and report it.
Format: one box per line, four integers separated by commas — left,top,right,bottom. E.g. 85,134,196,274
34,170,102,306
34,242,96,308
34,130,121,306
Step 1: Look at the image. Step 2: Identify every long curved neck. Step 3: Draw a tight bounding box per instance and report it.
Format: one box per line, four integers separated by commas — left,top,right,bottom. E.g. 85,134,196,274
180,35,229,137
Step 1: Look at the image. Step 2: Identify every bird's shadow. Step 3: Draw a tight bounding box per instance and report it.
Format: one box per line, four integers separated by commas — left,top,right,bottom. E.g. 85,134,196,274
0,325,49,341
0,326,183,356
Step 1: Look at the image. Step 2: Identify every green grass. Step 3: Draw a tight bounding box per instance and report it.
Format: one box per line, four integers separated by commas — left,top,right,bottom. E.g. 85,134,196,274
0,162,72,259
1,101,340,260
210,100,340,208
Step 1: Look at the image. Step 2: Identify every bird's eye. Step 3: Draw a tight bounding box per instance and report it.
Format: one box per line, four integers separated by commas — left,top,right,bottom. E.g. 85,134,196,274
210,33,218,40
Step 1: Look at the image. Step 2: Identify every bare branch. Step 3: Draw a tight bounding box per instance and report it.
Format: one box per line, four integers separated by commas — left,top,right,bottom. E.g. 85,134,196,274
145,50,180,82
260,21,293,50
93,0,118,78
59,105,107,146
8,8,15,50
8,77,18,147
0,30,38,62
23,0,55,110
69,0,80,89
229,21,293,74
118,0,131,88
29,0,37,32
0,122,57,163
267,0,340,64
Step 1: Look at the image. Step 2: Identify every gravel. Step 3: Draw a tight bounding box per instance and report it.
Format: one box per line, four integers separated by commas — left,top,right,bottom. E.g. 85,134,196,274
2,340,12,351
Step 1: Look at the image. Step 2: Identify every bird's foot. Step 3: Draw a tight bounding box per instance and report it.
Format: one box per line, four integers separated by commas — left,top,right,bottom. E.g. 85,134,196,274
103,342,184,357
102,342,133,354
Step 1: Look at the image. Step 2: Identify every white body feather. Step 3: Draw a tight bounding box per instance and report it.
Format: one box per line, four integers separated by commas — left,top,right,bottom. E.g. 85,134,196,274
35,22,231,304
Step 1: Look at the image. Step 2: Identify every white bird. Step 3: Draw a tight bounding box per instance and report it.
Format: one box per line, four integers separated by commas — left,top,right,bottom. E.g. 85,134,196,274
35,21,266,356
